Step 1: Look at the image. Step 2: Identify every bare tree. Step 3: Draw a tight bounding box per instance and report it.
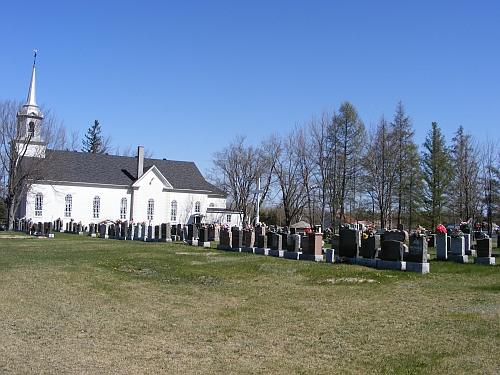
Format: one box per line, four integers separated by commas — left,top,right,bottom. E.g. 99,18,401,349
0,99,65,230
362,115,397,229
268,131,308,227
450,126,481,222
391,101,420,227
209,135,271,226
328,101,365,228
309,111,332,229
480,139,499,236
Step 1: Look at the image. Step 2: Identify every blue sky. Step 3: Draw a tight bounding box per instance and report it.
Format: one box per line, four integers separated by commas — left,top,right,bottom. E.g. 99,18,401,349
1,0,499,174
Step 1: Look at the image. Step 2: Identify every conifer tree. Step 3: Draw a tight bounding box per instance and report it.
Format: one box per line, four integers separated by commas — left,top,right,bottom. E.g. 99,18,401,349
82,120,102,153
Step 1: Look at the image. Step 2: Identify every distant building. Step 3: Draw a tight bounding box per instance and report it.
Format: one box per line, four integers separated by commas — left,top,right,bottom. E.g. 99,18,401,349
15,58,241,227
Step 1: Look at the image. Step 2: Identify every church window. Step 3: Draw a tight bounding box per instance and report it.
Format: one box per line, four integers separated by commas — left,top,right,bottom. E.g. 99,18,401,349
147,199,154,221
34,193,43,216
226,214,231,223
93,196,100,219
195,201,201,213
64,195,72,217
28,121,35,136
120,198,127,220
170,200,177,221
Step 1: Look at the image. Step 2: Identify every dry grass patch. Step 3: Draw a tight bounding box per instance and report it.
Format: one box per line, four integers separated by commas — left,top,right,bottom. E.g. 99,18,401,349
0,233,499,374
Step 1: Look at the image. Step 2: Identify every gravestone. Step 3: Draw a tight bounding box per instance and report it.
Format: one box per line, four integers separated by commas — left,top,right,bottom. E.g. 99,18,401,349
408,235,428,263
268,232,282,251
100,224,108,239
450,236,465,255
242,230,255,252
256,234,268,248
476,238,492,257
287,234,301,252
361,236,377,258
232,228,243,249
450,236,468,263
187,224,198,241
121,221,128,239
330,234,339,250
380,240,404,261
339,229,359,258
154,225,160,240
428,234,435,248
147,225,153,241
474,238,495,265
244,230,255,248
383,230,408,243
218,230,232,249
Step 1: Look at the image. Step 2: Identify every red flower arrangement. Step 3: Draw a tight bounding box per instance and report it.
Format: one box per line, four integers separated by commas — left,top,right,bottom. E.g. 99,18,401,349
435,224,447,234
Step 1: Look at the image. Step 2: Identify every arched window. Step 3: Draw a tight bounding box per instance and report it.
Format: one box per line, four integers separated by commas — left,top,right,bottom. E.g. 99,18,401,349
170,200,177,221
34,193,43,216
120,198,127,220
93,196,100,219
64,194,72,217
195,201,201,213
28,121,35,136
226,214,231,223
147,199,154,221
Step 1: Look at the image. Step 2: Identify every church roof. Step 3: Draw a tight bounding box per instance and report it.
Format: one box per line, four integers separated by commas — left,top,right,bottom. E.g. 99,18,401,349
42,149,226,197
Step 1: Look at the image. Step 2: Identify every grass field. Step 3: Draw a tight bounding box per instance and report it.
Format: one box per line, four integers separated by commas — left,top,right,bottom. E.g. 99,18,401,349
0,232,499,374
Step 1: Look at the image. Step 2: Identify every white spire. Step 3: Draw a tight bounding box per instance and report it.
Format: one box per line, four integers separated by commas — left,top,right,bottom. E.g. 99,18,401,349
26,50,37,107
18,50,43,119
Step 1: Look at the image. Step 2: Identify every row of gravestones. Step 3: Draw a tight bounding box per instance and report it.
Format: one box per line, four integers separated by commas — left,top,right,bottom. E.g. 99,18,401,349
435,233,496,265
216,227,324,262
336,228,430,274
13,219,55,237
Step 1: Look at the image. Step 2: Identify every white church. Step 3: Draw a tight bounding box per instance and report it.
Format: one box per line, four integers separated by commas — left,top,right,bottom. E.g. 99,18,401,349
15,57,242,228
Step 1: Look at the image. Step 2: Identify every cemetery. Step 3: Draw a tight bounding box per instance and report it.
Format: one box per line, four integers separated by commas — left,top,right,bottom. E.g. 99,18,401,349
13,217,499,274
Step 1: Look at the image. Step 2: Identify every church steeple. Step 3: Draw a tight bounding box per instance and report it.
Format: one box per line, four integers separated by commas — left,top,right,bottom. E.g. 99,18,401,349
16,50,46,157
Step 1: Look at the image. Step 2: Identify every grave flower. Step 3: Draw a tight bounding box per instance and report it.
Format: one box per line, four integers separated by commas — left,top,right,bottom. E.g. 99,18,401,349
435,224,447,234
449,227,463,238
362,227,375,240
410,225,426,237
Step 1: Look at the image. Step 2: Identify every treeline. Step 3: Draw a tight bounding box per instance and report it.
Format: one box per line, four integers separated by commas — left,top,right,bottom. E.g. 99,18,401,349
209,101,500,234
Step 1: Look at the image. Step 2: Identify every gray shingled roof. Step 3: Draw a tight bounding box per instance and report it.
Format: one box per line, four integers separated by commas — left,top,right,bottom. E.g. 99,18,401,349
42,149,226,197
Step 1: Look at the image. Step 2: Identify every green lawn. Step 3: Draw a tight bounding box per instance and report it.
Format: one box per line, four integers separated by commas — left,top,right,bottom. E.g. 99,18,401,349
0,232,499,374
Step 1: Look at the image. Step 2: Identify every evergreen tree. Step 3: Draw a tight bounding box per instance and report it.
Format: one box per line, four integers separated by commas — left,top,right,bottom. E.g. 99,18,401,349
82,120,103,153
421,122,454,228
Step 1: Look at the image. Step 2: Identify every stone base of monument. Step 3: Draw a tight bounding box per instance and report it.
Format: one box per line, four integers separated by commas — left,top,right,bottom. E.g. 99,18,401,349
284,251,301,260
217,244,231,250
338,257,357,264
241,247,255,253
356,258,378,268
268,250,284,258
187,239,198,246
299,253,323,262
465,249,476,256
47,233,55,238
474,257,496,265
326,249,335,263
198,241,211,248
255,248,269,255
450,255,468,263
229,247,242,252
377,260,406,271
406,262,430,274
